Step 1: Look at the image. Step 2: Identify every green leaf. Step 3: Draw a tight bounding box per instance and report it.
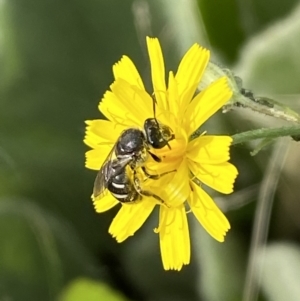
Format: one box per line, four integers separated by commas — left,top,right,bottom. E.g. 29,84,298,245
197,0,245,62
152,0,210,52
236,3,300,95
0,0,141,254
256,243,300,301
192,225,246,301
250,138,274,156
0,198,96,301
58,278,128,301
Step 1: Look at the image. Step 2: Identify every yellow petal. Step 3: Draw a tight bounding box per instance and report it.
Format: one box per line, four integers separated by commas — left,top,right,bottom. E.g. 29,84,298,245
84,119,125,149
150,126,187,161
157,205,190,271
166,71,179,124
85,147,113,170
187,135,232,165
189,182,230,242
101,79,152,127
93,193,119,213
99,89,139,127
144,159,180,179
113,55,145,90
175,44,210,112
109,200,156,242
163,159,190,207
189,161,238,194
146,37,167,111
184,77,233,136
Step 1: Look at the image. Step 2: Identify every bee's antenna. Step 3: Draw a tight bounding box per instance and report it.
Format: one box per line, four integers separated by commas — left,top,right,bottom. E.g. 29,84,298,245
151,93,159,124
152,93,172,150
166,141,172,150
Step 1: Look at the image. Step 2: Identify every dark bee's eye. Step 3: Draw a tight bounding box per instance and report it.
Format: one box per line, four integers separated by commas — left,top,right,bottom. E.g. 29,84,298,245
160,125,175,142
162,128,171,139
144,118,175,149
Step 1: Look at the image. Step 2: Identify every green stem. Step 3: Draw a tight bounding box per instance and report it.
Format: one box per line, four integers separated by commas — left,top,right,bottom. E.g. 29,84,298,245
231,125,300,145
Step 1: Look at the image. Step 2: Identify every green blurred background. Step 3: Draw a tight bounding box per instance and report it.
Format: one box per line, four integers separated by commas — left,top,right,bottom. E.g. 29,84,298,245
1,0,300,300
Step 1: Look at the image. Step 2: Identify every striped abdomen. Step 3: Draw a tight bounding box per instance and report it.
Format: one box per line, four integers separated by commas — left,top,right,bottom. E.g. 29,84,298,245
107,168,140,203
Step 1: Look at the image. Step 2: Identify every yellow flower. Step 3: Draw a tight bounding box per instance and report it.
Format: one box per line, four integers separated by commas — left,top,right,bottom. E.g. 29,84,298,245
84,37,238,271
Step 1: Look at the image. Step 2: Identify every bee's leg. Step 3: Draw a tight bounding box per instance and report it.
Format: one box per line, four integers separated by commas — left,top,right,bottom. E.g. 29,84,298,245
148,150,161,162
141,166,175,180
136,184,169,207
133,171,169,207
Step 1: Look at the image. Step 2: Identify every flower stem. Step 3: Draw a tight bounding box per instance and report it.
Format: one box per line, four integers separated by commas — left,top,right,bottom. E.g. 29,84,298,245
202,62,300,123
242,140,289,301
231,125,300,145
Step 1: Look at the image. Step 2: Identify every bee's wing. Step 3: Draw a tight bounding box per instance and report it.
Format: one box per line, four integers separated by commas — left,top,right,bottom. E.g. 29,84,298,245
93,145,116,198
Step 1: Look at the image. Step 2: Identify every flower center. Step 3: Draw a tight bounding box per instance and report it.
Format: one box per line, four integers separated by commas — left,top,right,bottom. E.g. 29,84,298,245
158,127,187,163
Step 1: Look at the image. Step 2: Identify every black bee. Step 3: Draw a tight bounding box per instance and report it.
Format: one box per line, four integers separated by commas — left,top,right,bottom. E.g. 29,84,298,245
93,118,174,204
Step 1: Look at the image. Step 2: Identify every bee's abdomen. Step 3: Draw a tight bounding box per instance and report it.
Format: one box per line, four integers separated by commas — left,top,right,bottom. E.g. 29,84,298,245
107,169,140,203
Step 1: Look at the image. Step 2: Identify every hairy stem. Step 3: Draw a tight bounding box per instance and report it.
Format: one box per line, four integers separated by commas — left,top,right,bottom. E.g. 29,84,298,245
231,125,300,145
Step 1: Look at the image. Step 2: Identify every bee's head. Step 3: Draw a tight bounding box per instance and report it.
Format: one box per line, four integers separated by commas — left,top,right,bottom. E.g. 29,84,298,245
144,118,175,149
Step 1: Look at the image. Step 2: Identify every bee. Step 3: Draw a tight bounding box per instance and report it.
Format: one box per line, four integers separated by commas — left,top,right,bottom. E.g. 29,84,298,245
93,117,174,204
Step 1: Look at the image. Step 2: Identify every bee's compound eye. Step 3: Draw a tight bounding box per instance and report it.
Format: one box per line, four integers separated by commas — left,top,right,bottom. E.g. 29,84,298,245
161,125,174,142
162,128,170,138
144,118,175,149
